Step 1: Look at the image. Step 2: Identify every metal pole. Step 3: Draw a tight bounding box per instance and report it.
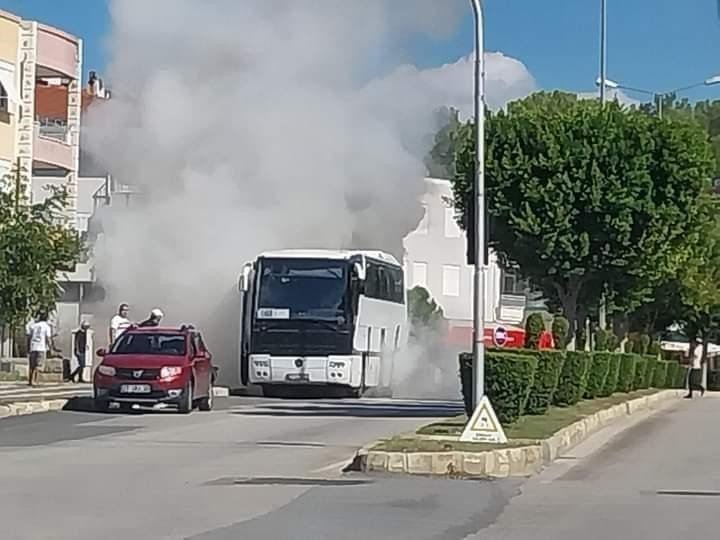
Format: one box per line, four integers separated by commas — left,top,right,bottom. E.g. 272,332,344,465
657,94,663,119
470,0,485,408
597,0,608,331
599,0,607,104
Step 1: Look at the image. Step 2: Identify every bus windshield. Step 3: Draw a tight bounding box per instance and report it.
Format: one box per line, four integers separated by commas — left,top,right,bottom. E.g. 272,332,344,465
256,258,348,322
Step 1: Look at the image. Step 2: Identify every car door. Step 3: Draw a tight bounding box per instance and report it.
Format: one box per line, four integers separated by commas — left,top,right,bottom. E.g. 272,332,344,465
191,332,211,398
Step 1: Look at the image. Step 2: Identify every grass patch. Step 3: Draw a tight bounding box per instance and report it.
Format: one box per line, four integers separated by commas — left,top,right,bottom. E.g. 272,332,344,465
416,389,658,443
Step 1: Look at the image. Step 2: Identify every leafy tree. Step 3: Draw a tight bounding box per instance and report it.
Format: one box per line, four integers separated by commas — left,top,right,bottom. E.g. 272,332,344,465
451,91,715,339
425,107,461,179
407,286,446,335
0,164,83,331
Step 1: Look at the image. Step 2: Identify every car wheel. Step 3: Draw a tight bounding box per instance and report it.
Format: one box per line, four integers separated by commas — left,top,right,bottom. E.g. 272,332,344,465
198,384,213,411
178,381,193,414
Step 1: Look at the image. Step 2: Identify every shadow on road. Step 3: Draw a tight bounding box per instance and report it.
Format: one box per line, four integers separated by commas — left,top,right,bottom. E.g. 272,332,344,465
233,400,463,419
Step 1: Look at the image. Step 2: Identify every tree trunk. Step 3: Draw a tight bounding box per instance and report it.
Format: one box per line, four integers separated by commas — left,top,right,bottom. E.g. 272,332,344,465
554,276,584,352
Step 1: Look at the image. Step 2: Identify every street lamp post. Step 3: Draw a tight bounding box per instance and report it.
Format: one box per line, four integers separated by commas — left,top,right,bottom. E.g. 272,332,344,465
470,0,486,409
599,0,607,106
598,76,720,119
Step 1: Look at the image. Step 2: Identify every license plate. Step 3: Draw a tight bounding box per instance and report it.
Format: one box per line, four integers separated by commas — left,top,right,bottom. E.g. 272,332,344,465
120,384,151,394
286,373,309,382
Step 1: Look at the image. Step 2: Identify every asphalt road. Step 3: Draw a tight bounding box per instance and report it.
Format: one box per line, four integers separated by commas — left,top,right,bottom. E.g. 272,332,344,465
1,394,718,540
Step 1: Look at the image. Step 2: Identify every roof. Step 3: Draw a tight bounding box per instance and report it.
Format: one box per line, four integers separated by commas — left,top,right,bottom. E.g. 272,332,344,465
259,249,400,266
123,325,198,334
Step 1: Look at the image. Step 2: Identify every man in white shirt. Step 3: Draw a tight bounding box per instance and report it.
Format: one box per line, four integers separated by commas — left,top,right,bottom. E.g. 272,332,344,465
109,303,131,345
27,313,53,387
685,338,706,398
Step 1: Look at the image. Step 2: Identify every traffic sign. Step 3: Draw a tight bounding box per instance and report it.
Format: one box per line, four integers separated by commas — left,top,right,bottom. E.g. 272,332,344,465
459,395,508,444
493,326,508,347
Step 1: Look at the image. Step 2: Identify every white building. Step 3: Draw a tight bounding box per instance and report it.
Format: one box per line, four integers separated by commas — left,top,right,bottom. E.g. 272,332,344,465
403,177,532,335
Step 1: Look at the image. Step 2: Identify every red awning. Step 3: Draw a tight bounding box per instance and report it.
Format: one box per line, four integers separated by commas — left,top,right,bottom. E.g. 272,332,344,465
445,324,525,349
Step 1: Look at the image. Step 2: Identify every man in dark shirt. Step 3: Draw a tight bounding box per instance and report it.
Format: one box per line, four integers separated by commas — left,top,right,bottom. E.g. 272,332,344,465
71,321,90,383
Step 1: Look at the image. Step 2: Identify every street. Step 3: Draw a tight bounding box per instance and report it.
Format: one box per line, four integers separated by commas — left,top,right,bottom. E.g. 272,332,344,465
1,394,719,539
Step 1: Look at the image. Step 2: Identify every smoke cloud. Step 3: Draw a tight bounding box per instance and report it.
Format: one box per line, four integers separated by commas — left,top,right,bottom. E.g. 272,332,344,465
85,0,535,386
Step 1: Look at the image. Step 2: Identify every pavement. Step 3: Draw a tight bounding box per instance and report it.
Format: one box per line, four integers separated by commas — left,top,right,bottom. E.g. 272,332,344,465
0,382,92,405
0,393,717,539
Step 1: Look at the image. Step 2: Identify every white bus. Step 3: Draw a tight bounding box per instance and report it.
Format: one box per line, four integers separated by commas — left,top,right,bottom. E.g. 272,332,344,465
237,250,408,397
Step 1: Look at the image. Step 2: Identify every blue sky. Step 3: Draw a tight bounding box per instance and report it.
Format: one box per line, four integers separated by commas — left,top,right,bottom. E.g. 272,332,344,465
2,0,720,102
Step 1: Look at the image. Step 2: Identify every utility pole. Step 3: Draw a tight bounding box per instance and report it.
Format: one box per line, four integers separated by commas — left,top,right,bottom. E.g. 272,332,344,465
598,0,608,332
470,0,486,408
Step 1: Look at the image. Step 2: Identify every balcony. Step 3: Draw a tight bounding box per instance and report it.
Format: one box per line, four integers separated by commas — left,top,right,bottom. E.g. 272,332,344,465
36,25,79,80
33,121,72,171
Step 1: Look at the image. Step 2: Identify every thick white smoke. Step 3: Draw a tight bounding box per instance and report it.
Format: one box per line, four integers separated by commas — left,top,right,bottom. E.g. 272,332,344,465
84,0,535,387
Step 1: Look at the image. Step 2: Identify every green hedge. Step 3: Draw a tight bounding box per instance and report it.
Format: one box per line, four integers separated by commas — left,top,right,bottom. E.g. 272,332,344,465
525,350,566,415
585,353,610,399
617,354,637,393
652,361,668,388
458,352,537,424
709,370,720,392
600,354,621,397
633,356,648,390
644,356,658,388
676,366,690,389
665,361,679,389
554,351,592,406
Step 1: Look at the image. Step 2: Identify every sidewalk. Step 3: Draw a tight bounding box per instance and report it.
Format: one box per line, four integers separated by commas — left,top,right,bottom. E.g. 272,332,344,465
0,382,91,405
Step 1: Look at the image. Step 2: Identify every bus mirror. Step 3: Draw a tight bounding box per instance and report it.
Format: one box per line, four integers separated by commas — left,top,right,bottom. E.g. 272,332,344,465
353,262,366,281
239,264,252,292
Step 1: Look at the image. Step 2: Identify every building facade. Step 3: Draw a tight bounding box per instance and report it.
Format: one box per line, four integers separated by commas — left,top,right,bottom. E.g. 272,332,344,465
403,178,535,341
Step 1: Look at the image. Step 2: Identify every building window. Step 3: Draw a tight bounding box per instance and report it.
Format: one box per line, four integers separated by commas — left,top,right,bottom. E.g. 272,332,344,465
444,207,461,238
442,265,461,297
501,269,529,295
0,83,7,113
411,262,428,289
414,204,429,235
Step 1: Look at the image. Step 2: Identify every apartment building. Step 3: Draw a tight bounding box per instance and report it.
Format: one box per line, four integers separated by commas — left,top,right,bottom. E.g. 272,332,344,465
403,177,537,345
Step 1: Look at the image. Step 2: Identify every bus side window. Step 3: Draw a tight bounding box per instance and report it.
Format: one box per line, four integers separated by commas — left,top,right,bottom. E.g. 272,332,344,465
365,263,380,299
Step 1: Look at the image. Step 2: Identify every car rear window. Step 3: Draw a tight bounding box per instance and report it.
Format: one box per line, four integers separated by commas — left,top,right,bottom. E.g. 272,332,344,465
111,333,187,356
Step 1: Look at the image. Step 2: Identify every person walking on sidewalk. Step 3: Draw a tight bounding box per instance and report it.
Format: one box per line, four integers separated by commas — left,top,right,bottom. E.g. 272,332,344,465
70,321,91,383
27,313,53,387
685,338,706,398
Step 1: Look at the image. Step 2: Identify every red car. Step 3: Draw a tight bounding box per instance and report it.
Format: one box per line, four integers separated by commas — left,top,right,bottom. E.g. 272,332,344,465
93,325,216,414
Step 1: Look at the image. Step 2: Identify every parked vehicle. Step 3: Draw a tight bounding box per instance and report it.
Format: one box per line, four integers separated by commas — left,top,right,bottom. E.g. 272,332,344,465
93,324,216,413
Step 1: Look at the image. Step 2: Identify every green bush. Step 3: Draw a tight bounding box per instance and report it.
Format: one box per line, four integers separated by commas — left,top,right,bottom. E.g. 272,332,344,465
458,352,537,424
617,354,637,393
643,355,657,388
585,352,610,399
525,350,565,415
708,370,720,391
600,354,621,397
524,313,545,349
652,361,668,388
665,361,679,389
554,351,592,406
676,366,689,389
607,333,620,352
633,356,648,390
648,341,661,356
640,335,651,355
552,316,570,350
594,329,611,352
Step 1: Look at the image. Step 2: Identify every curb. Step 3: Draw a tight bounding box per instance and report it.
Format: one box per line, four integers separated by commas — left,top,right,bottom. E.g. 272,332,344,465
357,389,685,479
0,386,231,420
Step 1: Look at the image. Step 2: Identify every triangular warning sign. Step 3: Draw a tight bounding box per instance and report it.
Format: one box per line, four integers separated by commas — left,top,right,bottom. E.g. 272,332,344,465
459,395,508,444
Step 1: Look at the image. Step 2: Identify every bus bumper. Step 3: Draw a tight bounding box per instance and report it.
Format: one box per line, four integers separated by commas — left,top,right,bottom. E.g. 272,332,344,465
248,354,361,386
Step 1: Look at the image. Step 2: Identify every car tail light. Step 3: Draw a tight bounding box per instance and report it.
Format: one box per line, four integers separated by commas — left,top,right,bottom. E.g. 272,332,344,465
160,366,183,379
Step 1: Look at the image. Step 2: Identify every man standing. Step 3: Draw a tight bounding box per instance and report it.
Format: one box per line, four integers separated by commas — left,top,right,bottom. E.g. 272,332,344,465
138,308,164,328
70,321,91,383
685,338,706,398
109,303,131,345
27,313,52,387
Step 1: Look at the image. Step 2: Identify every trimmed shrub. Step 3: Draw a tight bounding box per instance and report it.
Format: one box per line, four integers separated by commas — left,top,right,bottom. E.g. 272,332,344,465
643,355,657,388
607,333,620,352
640,335,651,355
648,340,661,356
652,361,668,388
633,356,648,390
552,316,570,350
525,350,566,415
594,329,611,352
585,352,611,399
524,313,545,349
676,366,690,389
554,351,592,406
665,361,679,389
458,352,537,424
708,370,720,392
600,354,621,397
617,354,637,393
